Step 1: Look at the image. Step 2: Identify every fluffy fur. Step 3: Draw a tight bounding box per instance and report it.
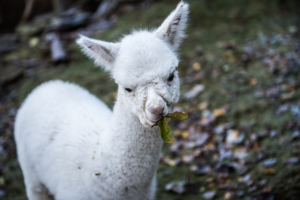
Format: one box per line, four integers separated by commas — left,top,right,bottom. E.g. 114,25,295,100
14,2,189,200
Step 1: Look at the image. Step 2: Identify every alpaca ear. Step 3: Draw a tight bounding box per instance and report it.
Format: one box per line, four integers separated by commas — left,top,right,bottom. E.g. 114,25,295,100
154,1,189,51
76,35,120,71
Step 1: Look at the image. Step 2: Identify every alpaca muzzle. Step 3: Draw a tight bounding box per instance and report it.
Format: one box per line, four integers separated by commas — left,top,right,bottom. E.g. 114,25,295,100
145,87,167,123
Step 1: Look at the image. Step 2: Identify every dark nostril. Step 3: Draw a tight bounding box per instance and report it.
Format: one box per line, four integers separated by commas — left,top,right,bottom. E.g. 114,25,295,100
148,104,164,115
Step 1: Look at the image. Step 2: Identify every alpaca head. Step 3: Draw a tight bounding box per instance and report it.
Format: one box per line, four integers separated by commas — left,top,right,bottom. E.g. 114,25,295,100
77,1,189,127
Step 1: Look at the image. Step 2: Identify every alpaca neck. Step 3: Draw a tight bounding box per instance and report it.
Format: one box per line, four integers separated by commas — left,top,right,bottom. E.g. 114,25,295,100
102,92,163,185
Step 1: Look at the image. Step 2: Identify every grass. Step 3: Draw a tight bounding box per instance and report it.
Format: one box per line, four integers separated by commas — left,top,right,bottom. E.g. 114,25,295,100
2,0,300,199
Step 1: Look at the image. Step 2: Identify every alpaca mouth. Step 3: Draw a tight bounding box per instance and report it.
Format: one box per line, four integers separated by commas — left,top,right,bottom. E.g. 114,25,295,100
145,115,161,127
146,115,160,123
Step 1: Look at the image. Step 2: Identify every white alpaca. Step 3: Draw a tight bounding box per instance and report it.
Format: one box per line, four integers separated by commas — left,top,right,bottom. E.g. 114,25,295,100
14,2,189,200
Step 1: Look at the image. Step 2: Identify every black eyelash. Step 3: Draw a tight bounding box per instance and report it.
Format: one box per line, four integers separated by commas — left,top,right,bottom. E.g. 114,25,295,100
167,73,174,81
125,88,132,92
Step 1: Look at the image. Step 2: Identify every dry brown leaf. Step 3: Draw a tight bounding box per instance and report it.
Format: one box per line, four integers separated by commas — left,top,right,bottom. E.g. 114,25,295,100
265,168,276,175
193,62,201,71
213,107,226,117
250,78,257,85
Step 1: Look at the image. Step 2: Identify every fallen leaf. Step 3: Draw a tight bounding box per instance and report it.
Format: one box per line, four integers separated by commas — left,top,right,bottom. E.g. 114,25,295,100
250,78,257,85
165,181,185,194
182,154,194,163
173,129,181,136
259,179,267,186
280,92,294,101
248,186,257,192
165,158,176,166
199,102,209,110
213,107,226,117
265,168,276,175
226,130,239,144
181,131,189,139
184,84,205,99
195,132,209,146
193,62,201,71
224,191,233,199
284,157,299,165
229,56,236,63
234,148,248,159
240,174,251,182
263,158,277,167
203,191,216,200
29,37,39,47
194,166,211,175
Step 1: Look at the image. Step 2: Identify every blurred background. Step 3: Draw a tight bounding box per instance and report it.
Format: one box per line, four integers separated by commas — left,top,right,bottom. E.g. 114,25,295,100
0,0,300,199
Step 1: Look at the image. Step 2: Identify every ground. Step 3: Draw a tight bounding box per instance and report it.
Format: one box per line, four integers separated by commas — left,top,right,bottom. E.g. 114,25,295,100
0,0,300,199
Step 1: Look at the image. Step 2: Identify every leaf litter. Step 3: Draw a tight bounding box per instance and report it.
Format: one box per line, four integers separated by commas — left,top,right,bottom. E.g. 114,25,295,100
161,28,300,199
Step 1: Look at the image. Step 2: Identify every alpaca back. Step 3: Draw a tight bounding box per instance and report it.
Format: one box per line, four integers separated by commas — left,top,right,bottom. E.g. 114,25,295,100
14,80,112,198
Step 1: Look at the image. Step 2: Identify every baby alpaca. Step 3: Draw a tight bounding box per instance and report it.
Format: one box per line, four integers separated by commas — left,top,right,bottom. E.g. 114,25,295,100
14,1,189,200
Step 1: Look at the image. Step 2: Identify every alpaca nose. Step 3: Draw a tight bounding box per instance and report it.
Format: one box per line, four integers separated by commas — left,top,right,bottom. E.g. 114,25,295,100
145,87,166,123
148,103,164,115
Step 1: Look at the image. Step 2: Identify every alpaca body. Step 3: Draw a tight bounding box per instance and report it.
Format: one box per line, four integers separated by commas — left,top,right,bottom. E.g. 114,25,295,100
15,2,189,199
15,80,162,200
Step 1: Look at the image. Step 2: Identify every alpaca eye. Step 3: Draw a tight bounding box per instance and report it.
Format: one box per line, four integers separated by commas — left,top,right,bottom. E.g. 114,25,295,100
167,73,174,81
125,88,132,93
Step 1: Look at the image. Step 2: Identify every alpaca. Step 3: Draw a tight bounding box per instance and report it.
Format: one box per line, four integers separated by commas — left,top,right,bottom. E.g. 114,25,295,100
14,2,189,200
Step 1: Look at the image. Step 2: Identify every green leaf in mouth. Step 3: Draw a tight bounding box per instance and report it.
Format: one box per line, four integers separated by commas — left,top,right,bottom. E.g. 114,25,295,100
166,111,189,120
158,112,189,143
